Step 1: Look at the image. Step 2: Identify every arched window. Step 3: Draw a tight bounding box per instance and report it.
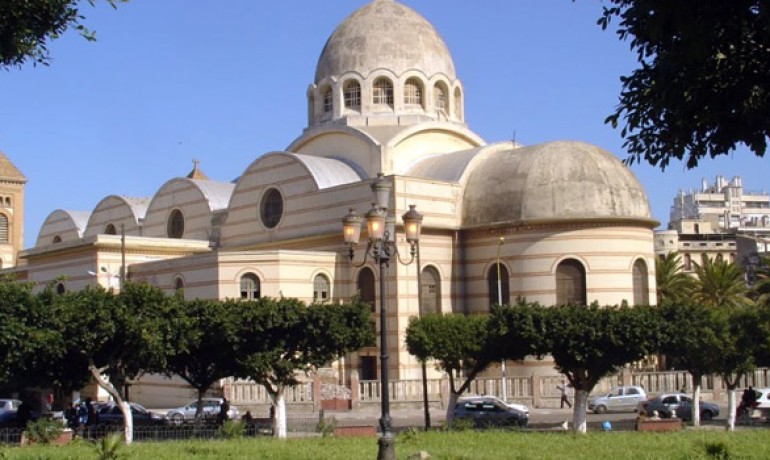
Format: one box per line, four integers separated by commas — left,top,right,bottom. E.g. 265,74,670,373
357,267,376,312
404,78,423,106
454,87,463,118
313,274,331,302
0,214,8,243
56,282,66,295
684,253,692,270
434,83,447,111
556,259,586,306
322,86,333,113
240,273,261,300
343,80,361,110
52,235,62,244
105,224,117,235
167,209,185,239
632,259,649,306
701,254,709,266
487,263,510,307
174,277,185,292
373,78,393,106
420,266,441,315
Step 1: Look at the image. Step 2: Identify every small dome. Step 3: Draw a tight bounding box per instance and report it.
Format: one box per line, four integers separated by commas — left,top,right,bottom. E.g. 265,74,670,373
315,0,456,83
463,141,653,226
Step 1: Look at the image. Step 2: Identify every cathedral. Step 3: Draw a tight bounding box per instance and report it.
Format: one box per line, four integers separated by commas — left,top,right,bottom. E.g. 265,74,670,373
3,0,657,385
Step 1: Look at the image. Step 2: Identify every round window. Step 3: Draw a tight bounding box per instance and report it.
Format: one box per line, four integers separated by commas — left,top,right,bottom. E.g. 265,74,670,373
260,188,283,229
167,209,185,238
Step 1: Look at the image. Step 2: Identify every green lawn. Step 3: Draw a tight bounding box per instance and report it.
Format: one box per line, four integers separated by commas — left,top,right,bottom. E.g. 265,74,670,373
3,429,770,459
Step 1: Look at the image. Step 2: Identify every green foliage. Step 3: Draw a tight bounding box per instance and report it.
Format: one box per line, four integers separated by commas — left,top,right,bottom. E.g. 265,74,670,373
691,258,751,309
655,252,695,305
405,313,495,395
659,302,728,380
24,418,63,444
542,303,663,391
6,430,770,459
92,433,125,460
216,420,244,440
397,426,419,443
599,1,770,170
442,417,474,432
165,298,241,409
0,0,127,68
237,297,374,395
316,416,337,437
703,441,731,460
751,256,770,306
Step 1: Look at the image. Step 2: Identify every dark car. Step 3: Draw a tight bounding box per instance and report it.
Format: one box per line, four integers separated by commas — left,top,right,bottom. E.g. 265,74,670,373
452,396,528,428
639,393,720,421
95,402,165,426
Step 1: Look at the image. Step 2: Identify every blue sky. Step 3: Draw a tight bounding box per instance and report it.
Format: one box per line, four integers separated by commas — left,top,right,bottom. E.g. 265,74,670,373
1,0,767,248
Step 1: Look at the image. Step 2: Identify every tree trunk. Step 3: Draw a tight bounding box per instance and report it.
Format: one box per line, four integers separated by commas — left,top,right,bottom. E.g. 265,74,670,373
88,364,133,444
727,387,737,431
692,381,702,427
271,389,287,438
445,391,459,423
572,389,588,434
195,389,206,421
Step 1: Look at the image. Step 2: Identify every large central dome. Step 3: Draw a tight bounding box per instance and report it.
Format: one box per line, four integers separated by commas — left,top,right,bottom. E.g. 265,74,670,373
314,0,456,83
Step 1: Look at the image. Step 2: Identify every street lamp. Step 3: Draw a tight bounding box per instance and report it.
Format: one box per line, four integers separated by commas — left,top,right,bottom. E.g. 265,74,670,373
342,173,422,460
496,236,507,401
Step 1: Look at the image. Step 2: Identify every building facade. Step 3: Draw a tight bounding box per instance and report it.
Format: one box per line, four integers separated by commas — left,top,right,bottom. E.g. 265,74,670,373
0,152,25,270
656,175,770,275
5,0,658,385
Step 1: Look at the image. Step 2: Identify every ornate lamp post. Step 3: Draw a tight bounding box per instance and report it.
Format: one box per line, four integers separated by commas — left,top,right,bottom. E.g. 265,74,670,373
342,173,423,460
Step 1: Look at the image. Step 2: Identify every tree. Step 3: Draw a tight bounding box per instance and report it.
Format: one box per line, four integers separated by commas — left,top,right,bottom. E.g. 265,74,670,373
237,298,373,438
543,303,662,433
655,252,695,305
405,313,500,423
165,298,241,424
0,276,61,393
659,302,729,427
691,257,751,309
716,305,767,430
0,0,126,68
50,283,178,443
599,1,769,170
751,256,770,306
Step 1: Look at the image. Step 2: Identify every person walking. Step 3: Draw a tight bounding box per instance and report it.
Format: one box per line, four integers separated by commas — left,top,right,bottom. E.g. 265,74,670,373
218,397,230,425
557,379,572,409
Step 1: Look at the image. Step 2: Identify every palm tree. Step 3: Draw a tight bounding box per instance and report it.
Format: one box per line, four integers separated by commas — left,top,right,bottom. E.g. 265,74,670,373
750,256,770,306
691,256,752,309
655,252,695,305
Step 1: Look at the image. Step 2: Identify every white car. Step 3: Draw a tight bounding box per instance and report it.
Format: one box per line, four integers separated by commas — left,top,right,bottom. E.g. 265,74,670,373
588,385,647,414
457,395,529,416
165,398,239,425
753,388,770,409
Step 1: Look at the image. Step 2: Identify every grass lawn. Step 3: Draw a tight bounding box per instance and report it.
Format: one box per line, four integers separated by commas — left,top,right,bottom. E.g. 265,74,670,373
3,429,770,459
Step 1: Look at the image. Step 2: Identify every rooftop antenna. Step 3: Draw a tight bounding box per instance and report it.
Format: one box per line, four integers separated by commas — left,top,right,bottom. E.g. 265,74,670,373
511,130,517,146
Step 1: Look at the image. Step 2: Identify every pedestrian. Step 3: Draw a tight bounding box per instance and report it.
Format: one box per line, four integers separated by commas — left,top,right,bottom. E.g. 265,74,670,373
218,397,230,424
16,401,32,429
85,397,97,426
557,379,572,409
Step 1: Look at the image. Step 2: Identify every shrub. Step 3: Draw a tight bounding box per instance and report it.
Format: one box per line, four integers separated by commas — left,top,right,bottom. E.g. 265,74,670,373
703,441,731,460
316,416,337,437
93,433,125,460
216,420,244,440
443,418,474,432
24,418,63,444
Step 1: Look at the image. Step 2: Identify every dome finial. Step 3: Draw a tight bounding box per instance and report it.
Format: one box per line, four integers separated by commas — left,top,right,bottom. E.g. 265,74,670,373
186,158,209,180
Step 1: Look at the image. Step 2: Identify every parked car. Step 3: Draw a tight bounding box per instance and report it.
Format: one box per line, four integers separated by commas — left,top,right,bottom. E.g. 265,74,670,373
95,402,166,426
588,386,647,414
638,393,719,421
458,395,529,416
452,395,528,428
0,398,22,426
165,398,239,425
752,388,770,409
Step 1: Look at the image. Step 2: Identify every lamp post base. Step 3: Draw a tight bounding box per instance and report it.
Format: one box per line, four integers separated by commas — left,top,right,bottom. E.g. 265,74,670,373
377,433,396,460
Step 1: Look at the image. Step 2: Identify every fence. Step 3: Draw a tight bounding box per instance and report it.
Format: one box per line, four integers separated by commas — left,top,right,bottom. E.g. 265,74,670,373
223,368,770,411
